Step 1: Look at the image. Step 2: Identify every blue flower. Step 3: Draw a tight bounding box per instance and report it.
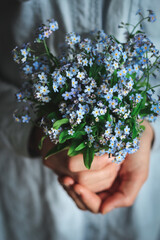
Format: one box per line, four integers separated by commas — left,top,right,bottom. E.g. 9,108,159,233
33,61,40,70
89,58,93,66
71,88,77,97
112,49,121,59
77,72,85,80
83,58,88,66
104,92,112,101
124,126,130,135
135,93,142,103
116,154,124,162
104,128,112,137
23,65,33,74
68,129,75,135
136,9,142,15
40,64,49,73
88,134,94,143
148,11,156,22
123,52,127,61
77,109,85,119
109,99,118,109
49,19,59,31
38,72,47,82
40,86,50,95
53,83,59,92
20,48,28,57
16,92,24,101
22,114,30,123
149,114,156,122
70,67,78,75
62,91,72,100
84,85,94,94
92,107,100,117
85,125,92,134
71,78,78,88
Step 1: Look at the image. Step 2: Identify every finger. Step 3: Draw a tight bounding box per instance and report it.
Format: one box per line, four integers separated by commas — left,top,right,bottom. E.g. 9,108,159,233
58,176,75,186
62,185,87,211
74,162,119,192
67,153,115,172
100,177,143,214
73,184,101,213
98,191,111,200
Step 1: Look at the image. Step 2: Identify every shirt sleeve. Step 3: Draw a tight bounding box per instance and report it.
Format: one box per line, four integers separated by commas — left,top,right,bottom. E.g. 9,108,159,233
0,79,34,157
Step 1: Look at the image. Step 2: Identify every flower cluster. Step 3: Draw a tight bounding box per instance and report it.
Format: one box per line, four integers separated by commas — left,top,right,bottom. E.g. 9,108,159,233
13,12,160,168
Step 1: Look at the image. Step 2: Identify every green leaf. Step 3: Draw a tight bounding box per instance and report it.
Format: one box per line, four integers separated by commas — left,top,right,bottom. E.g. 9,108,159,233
141,94,147,109
45,143,68,160
131,120,137,139
59,130,72,143
47,112,57,120
131,93,146,117
75,122,86,131
75,142,86,151
73,130,86,139
106,110,112,122
67,141,81,156
53,118,69,130
83,146,95,169
38,136,47,150
139,125,146,131
113,96,121,102
135,30,145,34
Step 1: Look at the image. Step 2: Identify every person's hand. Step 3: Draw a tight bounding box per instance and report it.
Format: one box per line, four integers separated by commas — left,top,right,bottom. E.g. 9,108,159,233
59,120,154,214
29,126,120,200
41,132,120,210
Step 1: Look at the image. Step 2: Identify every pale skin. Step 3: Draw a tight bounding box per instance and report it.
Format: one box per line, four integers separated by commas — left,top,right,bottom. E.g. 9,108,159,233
38,120,154,214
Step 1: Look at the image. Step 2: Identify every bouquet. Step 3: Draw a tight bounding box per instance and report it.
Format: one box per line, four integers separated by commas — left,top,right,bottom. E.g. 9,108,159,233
13,10,160,169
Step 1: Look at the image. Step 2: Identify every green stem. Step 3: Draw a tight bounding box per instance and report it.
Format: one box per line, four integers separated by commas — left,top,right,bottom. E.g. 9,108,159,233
130,17,148,35
148,84,160,90
146,52,150,90
43,39,59,67
43,39,51,58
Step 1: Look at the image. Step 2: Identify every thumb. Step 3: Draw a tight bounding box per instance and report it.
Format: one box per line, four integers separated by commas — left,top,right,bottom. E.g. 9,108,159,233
100,177,143,214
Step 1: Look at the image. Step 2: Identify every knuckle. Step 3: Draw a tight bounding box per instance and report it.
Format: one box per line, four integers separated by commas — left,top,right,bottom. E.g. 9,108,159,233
76,172,88,185
93,155,107,170
67,158,75,172
125,197,134,207
104,179,113,190
91,155,100,170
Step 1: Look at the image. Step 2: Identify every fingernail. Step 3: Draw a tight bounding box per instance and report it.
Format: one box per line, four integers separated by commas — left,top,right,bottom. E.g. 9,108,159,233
63,182,73,187
74,187,83,196
102,206,114,214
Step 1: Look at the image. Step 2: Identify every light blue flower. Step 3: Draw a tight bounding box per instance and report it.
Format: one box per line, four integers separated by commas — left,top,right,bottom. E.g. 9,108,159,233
23,65,33,74
124,126,130,135
68,129,75,135
85,125,92,134
22,114,30,123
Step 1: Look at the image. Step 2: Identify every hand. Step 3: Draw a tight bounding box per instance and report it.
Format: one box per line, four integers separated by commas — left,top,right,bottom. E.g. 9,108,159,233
29,126,119,195
41,133,120,211
60,120,154,214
